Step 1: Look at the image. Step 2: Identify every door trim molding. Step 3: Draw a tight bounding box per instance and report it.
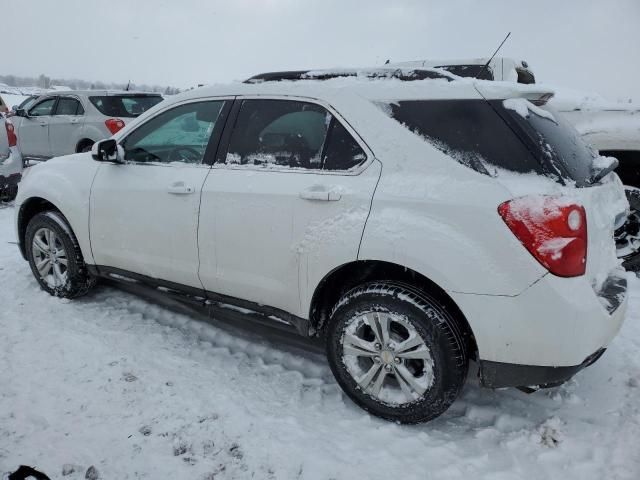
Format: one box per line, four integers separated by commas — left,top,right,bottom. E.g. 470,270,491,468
87,265,312,337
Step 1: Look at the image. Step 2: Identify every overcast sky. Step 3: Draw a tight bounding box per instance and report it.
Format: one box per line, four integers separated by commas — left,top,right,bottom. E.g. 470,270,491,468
3,0,639,100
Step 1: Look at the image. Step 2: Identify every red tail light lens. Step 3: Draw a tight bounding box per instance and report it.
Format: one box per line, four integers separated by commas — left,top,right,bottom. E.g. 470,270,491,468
5,120,17,147
105,118,125,135
498,195,587,277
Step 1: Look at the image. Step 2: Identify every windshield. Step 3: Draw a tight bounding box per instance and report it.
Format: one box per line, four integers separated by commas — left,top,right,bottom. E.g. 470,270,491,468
19,96,38,110
89,95,163,118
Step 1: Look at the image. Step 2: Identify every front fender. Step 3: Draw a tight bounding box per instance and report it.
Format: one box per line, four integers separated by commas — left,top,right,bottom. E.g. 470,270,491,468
16,153,99,264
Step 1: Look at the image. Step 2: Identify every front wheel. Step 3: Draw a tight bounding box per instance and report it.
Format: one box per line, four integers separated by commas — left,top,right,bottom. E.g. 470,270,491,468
25,211,96,298
325,282,469,424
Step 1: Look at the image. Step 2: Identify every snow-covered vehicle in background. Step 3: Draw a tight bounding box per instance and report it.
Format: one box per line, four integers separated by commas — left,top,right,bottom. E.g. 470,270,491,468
15,68,629,423
393,57,640,268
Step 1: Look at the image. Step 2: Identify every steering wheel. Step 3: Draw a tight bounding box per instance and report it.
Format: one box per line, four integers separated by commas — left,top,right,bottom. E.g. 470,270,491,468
167,146,201,163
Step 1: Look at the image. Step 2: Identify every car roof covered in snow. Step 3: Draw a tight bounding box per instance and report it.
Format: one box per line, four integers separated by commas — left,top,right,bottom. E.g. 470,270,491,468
166,67,554,106
37,90,162,97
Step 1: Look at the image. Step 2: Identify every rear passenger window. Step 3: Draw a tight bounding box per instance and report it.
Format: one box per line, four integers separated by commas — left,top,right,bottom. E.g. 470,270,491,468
223,99,366,171
56,98,83,115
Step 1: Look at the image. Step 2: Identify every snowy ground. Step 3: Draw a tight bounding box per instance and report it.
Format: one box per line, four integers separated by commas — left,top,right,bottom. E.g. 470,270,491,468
0,203,638,480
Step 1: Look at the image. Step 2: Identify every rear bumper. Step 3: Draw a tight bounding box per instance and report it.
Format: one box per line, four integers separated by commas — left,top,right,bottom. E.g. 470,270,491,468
452,269,628,374
480,348,606,388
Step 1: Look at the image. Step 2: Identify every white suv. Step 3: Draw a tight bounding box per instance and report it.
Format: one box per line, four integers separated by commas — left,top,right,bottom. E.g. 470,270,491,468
11,91,163,161
14,69,629,423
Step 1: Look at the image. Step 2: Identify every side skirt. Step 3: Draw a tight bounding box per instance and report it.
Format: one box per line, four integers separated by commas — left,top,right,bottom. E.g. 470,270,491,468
87,265,312,337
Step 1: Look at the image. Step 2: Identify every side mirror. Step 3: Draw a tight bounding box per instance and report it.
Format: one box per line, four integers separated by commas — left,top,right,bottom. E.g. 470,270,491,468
91,139,124,163
14,108,27,117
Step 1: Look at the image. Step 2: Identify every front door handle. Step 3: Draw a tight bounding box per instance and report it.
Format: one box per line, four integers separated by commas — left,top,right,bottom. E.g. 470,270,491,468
167,182,195,195
299,186,342,202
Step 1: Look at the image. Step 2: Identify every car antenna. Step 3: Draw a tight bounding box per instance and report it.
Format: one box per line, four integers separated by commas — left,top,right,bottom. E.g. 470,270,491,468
125,80,131,91
475,32,511,79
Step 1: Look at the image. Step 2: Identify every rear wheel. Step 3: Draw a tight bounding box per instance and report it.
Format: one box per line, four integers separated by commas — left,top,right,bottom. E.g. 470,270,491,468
25,211,96,298
325,282,468,424
78,140,94,153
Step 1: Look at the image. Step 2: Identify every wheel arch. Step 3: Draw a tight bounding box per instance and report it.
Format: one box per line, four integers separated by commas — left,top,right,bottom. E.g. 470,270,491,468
76,138,95,153
17,197,63,259
309,259,478,359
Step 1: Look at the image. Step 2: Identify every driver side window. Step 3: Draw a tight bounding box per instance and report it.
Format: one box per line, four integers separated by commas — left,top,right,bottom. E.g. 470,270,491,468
122,101,224,165
29,98,56,117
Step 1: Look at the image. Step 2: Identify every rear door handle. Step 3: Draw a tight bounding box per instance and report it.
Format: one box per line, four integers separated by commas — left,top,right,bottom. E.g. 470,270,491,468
299,186,342,202
167,182,195,195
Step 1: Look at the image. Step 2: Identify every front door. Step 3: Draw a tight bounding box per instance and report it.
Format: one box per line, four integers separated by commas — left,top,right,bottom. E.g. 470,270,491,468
18,96,57,159
49,96,86,156
90,99,230,288
198,98,380,317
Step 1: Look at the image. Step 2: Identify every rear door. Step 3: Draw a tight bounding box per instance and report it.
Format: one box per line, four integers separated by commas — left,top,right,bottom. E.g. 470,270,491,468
49,96,85,156
198,97,380,317
90,99,231,288
17,96,57,159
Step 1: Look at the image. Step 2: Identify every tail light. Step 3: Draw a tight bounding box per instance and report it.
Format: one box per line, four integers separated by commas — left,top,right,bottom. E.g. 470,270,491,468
5,120,17,147
498,195,587,277
105,118,125,135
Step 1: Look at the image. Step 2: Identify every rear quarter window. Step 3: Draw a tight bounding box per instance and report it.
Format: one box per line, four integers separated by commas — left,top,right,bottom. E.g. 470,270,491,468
384,99,545,177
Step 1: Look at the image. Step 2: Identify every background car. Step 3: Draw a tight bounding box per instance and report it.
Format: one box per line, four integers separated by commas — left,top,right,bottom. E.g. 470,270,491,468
0,116,23,201
0,94,8,114
11,90,163,161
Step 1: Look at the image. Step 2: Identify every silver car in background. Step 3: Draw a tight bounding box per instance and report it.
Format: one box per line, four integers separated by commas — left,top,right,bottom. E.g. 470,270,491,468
11,91,163,161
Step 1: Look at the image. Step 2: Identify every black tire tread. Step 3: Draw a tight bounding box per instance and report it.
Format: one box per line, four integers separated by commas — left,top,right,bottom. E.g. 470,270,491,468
326,281,468,424
25,211,96,298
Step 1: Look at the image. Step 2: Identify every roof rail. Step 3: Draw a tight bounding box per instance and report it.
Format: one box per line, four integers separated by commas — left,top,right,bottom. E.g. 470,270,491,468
245,68,453,84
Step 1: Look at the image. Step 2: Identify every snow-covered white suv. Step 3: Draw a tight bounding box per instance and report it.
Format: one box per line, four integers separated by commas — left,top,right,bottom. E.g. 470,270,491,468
14,68,629,423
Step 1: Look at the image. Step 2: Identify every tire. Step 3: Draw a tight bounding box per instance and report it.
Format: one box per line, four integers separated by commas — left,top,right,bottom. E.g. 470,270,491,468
325,281,468,424
25,211,96,298
615,186,640,270
79,141,94,153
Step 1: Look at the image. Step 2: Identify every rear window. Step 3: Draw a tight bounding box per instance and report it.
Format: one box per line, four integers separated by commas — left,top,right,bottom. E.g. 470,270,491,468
435,65,493,80
383,99,595,186
89,95,163,118
496,100,595,186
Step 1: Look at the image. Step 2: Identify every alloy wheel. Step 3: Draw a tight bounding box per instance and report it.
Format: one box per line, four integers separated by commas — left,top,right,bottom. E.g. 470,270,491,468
31,227,69,289
341,311,435,406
